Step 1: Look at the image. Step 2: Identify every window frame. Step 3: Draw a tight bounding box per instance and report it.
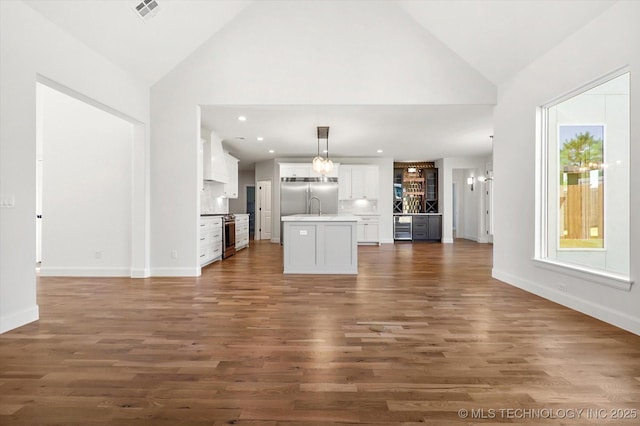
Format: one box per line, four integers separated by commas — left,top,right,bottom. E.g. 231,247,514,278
534,67,633,292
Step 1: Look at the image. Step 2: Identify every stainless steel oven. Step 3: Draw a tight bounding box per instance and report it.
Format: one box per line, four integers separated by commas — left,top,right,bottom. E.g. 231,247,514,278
223,214,236,258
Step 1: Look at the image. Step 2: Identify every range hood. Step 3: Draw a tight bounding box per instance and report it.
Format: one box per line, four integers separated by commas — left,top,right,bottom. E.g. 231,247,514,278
203,131,229,183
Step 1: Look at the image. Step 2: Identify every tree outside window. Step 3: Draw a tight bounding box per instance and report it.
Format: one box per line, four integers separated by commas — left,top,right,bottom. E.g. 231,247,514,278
558,125,604,249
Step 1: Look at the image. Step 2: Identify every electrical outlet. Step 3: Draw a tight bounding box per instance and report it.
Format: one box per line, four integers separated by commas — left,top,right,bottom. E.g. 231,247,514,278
171,250,178,259
558,283,568,292
94,250,102,259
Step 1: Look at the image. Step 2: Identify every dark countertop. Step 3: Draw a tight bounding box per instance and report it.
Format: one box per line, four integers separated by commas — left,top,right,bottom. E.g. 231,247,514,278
393,213,442,215
201,214,224,217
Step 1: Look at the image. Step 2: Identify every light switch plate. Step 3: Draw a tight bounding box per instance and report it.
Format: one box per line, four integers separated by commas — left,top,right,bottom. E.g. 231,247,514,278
0,195,15,208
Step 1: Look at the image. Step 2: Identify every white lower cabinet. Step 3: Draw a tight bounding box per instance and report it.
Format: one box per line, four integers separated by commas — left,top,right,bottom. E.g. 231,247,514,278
200,216,223,266
357,215,379,245
235,214,250,250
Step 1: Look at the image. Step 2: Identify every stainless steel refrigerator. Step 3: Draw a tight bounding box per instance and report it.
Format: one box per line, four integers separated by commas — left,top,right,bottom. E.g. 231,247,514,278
280,177,339,242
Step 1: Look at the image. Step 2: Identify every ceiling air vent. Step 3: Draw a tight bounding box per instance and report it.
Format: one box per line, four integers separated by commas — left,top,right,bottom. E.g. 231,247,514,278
133,0,160,21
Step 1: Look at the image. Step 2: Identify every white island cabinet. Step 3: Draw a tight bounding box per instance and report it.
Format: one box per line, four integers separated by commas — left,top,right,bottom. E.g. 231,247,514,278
282,215,358,274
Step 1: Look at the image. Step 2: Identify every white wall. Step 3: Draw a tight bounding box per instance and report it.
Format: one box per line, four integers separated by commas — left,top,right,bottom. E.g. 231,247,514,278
0,1,149,333
255,159,276,184
39,84,133,276
452,169,462,234
150,0,495,275
493,1,640,334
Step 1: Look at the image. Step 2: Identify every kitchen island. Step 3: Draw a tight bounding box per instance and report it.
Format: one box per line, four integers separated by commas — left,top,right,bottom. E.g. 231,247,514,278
281,214,358,274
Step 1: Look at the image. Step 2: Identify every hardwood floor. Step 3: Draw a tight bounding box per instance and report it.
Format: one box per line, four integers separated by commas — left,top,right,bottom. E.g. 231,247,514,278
1,240,639,425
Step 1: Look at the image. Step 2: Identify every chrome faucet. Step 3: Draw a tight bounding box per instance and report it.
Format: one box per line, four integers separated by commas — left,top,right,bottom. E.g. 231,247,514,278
308,196,322,215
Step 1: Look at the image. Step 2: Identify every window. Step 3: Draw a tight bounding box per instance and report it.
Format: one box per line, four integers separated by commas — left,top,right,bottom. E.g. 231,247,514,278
536,71,630,288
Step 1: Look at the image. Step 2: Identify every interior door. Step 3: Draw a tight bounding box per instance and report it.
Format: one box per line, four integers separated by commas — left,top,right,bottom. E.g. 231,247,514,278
258,180,272,240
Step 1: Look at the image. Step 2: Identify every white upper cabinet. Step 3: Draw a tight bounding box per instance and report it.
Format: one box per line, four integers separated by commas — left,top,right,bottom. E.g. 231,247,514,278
280,163,311,178
339,165,379,200
280,162,340,178
203,131,229,183
223,152,239,198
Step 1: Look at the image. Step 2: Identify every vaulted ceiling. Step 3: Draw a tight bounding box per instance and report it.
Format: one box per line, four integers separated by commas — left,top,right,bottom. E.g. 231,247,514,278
22,0,618,167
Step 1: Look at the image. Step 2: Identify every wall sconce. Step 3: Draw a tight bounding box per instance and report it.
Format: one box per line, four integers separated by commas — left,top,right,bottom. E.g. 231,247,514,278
467,176,474,191
477,174,494,183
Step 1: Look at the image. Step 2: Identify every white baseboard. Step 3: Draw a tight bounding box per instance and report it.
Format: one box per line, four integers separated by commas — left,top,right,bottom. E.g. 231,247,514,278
380,238,394,244
492,268,640,336
130,268,151,278
0,305,39,334
150,267,201,277
442,237,454,244
39,266,131,277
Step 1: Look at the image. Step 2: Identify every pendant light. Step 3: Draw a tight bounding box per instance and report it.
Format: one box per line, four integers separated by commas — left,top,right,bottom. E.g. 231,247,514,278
312,126,325,173
312,126,333,174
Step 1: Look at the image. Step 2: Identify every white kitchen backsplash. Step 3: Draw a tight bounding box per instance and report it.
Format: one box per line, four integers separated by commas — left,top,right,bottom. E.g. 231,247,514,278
339,199,378,214
201,181,228,214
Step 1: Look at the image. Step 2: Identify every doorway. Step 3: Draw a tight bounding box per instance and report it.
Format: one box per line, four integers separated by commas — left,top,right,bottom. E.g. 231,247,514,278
36,82,135,276
246,185,255,239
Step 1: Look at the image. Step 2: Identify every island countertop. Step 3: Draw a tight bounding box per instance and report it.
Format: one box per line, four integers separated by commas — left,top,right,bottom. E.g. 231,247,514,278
281,214,359,222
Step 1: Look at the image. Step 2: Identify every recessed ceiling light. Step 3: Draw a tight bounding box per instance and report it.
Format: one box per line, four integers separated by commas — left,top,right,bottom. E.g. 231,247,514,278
257,137,264,141
238,116,247,122
377,149,383,153
268,149,274,153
